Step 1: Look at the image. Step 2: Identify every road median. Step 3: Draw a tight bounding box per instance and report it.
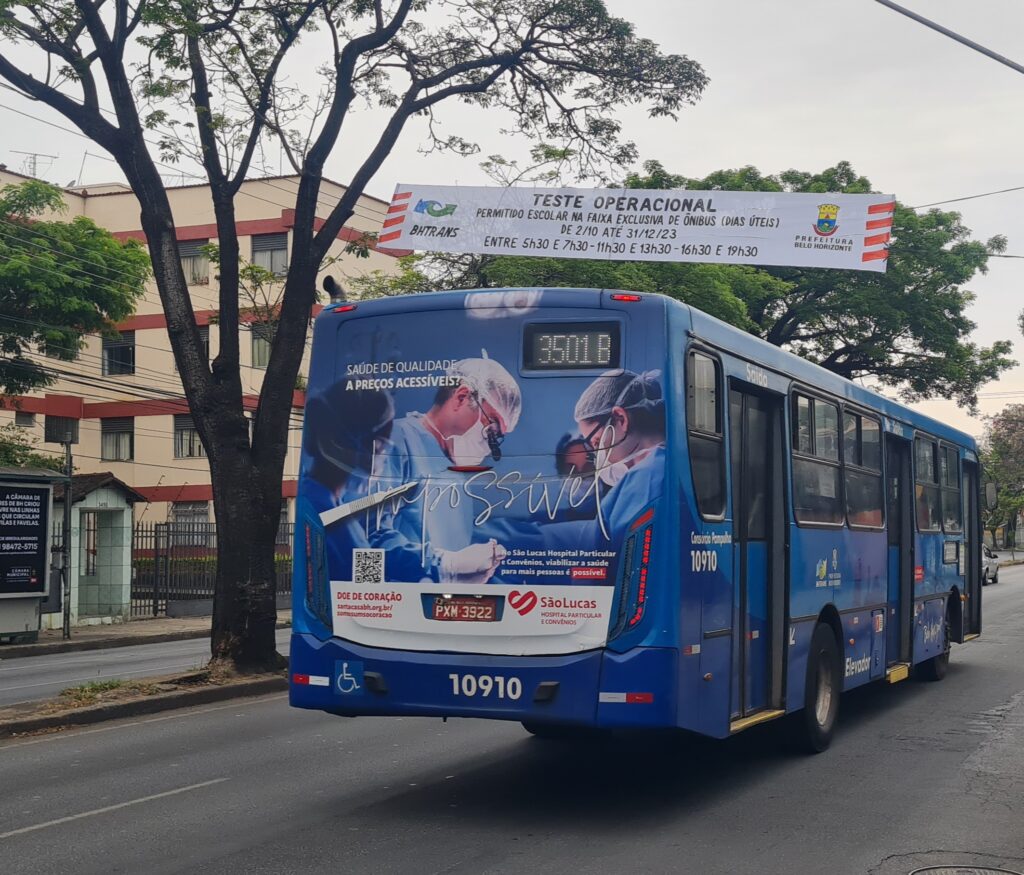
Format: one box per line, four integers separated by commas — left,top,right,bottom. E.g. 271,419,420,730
0,669,288,738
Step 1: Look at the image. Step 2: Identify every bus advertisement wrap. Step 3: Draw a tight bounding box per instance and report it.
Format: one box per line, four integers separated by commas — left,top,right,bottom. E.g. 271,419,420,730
296,292,664,655
378,185,896,272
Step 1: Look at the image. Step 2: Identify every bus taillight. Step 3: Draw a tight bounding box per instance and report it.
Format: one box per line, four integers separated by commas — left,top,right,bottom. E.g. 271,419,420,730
629,526,654,627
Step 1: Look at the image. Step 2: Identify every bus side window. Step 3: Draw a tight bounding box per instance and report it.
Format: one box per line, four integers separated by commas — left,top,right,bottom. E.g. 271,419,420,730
914,436,942,531
792,393,843,525
687,352,725,518
941,445,962,532
844,412,884,528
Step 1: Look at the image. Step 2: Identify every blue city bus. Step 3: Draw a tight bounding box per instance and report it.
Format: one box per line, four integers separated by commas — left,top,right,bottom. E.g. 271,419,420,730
289,287,982,751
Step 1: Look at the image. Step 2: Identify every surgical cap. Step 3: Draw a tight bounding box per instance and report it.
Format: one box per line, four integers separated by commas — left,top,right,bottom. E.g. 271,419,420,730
449,355,522,432
574,369,663,423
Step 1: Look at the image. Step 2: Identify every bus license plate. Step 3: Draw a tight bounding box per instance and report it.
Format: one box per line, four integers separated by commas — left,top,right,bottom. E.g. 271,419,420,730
432,597,497,622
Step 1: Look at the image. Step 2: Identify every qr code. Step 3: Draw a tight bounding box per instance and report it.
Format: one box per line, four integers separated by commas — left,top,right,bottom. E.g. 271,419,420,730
353,549,385,585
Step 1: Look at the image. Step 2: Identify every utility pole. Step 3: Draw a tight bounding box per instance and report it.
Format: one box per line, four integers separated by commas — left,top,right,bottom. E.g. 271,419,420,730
61,435,73,640
11,149,58,178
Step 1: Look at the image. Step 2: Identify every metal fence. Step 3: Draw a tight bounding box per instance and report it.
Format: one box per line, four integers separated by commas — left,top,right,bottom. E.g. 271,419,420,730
131,522,292,618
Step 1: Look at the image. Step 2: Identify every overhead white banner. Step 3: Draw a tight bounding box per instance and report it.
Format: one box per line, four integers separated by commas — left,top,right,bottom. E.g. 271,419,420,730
379,185,896,272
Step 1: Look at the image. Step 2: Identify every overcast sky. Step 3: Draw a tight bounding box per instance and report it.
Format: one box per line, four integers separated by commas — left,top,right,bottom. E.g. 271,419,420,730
2,0,1022,438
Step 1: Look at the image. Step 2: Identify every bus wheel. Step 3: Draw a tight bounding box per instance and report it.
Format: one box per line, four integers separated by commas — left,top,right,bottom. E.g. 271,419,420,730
793,623,841,753
917,607,951,682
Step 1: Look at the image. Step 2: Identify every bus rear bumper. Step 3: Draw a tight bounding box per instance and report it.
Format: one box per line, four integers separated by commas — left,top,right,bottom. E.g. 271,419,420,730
289,633,677,728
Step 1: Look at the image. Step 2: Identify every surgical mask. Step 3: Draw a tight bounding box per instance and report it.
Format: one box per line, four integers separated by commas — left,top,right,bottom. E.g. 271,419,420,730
450,428,492,466
596,439,650,488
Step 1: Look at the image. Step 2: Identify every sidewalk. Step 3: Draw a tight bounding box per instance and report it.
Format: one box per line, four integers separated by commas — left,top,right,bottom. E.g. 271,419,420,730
0,611,292,659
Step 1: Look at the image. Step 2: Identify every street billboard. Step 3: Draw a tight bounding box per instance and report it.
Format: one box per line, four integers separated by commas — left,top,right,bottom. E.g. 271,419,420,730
379,185,896,272
0,482,51,598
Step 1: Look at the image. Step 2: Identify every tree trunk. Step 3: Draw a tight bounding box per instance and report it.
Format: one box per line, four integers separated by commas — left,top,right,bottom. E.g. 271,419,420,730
208,448,284,671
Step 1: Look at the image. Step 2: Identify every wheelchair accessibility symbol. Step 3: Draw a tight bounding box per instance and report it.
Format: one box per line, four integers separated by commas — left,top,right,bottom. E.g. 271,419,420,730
335,660,364,695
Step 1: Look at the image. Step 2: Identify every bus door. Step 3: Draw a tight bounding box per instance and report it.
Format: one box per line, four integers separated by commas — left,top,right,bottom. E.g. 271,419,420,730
962,460,982,638
885,436,914,665
729,386,786,718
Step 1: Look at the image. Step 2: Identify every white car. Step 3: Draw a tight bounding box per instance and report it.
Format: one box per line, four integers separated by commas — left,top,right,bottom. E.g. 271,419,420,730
982,544,999,585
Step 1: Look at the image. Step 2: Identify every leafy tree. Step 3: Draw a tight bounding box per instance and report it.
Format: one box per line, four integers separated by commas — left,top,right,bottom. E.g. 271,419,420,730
981,405,1024,556
0,0,708,669
0,422,64,471
0,180,149,394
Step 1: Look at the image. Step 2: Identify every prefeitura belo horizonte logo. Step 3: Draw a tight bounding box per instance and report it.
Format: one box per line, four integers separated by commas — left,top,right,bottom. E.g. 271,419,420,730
814,203,840,237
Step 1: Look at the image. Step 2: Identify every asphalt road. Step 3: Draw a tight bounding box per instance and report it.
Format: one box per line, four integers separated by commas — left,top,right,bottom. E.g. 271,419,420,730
0,630,291,707
2,571,1023,875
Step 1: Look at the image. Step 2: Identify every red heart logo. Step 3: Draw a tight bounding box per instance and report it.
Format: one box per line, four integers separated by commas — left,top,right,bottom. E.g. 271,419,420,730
508,590,538,616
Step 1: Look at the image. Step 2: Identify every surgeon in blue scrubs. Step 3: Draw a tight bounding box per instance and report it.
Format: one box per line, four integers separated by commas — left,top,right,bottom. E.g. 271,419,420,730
369,355,522,583
542,369,666,553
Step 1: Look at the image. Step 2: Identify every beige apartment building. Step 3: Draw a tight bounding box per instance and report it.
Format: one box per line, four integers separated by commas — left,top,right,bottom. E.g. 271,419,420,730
0,167,405,528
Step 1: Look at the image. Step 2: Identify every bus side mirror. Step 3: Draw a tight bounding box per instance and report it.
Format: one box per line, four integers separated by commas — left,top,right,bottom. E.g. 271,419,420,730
985,481,997,510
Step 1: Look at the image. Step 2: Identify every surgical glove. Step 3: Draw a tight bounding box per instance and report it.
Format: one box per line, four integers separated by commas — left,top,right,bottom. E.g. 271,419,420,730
439,539,503,576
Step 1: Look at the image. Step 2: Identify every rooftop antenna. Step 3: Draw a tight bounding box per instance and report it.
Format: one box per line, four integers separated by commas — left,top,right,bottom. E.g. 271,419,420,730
11,149,58,178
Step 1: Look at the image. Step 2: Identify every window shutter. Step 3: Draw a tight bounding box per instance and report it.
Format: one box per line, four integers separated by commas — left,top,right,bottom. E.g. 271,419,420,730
251,233,287,252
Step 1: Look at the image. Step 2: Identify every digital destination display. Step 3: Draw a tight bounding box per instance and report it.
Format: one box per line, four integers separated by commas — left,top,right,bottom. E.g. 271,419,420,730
523,322,620,371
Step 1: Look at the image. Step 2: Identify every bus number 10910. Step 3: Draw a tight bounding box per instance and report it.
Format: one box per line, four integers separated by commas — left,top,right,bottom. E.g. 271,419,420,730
448,673,523,700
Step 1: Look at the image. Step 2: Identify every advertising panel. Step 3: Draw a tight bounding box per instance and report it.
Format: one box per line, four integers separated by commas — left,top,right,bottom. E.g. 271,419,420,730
378,185,896,272
296,294,663,654
0,482,50,598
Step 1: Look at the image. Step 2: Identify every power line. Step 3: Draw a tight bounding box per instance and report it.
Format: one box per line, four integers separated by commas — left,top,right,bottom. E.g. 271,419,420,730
873,0,1024,77
909,184,1024,210
0,95,388,225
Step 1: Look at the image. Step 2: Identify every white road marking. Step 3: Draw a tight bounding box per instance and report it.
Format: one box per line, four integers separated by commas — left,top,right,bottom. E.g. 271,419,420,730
0,778,229,840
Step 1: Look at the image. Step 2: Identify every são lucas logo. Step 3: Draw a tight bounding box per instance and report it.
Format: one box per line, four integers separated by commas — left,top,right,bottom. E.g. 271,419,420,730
813,203,840,237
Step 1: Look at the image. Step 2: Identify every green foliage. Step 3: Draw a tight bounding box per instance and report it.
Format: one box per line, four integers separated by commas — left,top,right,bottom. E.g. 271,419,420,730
0,422,63,471
981,405,1024,541
0,181,149,394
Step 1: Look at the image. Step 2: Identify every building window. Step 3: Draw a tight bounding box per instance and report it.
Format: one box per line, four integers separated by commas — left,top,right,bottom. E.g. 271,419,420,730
44,415,79,444
100,417,134,461
179,239,210,285
172,501,209,524
173,414,205,458
14,411,35,428
171,501,211,546
251,322,274,369
251,232,288,275
83,512,98,576
102,331,135,376
792,393,843,525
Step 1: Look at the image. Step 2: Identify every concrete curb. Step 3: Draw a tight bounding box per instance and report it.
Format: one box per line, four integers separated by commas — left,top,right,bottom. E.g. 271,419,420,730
0,620,291,659
0,675,288,738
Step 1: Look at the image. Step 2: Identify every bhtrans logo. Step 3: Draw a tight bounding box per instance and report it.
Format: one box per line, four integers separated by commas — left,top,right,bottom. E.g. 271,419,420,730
414,199,458,218
814,203,840,237
845,654,871,678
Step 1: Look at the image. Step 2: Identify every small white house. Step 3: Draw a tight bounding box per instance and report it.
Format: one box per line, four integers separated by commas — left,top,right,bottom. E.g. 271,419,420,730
45,473,146,629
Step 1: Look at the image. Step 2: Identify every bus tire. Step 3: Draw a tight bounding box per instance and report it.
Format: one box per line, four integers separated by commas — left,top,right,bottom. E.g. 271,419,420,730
793,623,841,753
917,607,951,682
